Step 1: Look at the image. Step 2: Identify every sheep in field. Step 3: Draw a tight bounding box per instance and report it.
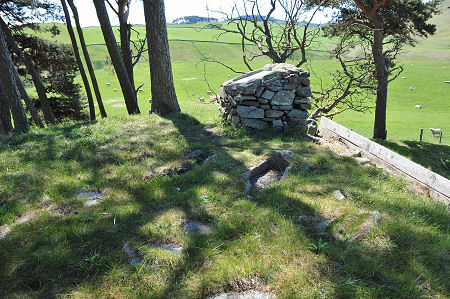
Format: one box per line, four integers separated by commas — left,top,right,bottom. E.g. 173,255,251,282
430,128,442,136
106,83,111,86
114,88,118,92
415,105,422,109
138,89,144,92
409,87,415,91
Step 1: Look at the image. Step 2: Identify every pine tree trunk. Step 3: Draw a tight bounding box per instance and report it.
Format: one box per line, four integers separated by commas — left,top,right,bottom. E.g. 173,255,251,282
61,0,96,121
0,84,13,135
12,65,45,128
372,24,388,140
118,0,135,95
93,0,140,114
0,25,29,133
0,17,56,125
67,0,107,118
143,0,180,115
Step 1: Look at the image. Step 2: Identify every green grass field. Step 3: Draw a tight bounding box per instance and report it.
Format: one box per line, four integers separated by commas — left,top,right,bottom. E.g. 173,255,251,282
1,4,449,297
32,1,450,145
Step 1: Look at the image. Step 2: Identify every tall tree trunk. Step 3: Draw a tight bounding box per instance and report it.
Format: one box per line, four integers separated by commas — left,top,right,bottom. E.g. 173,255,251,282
0,84,13,135
372,23,388,140
118,0,135,95
0,17,56,125
66,0,107,118
12,65,45,128
61,0,96,121
143,0,180,115
0,25,29,133
93,0,140,114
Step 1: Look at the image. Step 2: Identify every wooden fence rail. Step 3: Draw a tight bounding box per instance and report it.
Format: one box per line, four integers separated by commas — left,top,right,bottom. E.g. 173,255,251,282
318,117,449,205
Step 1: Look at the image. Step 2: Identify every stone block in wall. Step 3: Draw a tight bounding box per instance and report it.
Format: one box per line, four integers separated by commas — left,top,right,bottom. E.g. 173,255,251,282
237,106,264,118
265,81,283,92
288,109,309,120
294,98,310,104
265,110,284,118
260,104,270,109
272,105,293,110
240,101,260,107
258,98,269,104
271,90,295,105
296,86,312,97
231,115,240,125
283,83,296,90
273,119,283,127
261,90,275,100
241,118,269,130
299,103,312,110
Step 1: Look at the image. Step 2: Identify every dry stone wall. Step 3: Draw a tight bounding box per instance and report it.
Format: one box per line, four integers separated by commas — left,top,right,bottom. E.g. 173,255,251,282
219,63,312,131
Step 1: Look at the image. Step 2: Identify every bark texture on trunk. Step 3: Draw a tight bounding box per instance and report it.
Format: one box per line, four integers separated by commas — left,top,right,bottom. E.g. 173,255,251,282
61,0,96,121
0,25,29,133
12,64,45,128
93,0,140,114
118,0,135,95
372,22,388,140
67,0,107,118
143,0,180,115
0,84,13,135
0,17,56,125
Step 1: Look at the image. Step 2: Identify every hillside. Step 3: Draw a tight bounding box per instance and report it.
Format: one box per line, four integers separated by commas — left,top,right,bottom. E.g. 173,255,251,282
0,114,448,297
400,0,450,61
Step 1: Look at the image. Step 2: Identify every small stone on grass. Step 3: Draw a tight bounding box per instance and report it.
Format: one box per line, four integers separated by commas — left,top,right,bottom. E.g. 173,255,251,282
184,221,212,235
208,290,273,299
123,243,143,267
333,190,346,201
151,244,183,255
77,190,104,207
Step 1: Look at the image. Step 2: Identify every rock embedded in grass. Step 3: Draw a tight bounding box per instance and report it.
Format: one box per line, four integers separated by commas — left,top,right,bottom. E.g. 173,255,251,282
241,150,294,194
151,244,183,255
333,190,346,201
184,221,212,235
76,190,104,206
123,243,143,267
208,290,274,299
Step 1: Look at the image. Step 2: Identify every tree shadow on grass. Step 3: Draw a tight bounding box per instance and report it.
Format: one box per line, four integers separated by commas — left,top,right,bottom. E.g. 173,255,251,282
0,114,448,298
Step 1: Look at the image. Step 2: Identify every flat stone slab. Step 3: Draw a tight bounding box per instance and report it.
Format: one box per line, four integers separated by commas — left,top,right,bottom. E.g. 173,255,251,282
77,190,104,206
208,290,274,299
333,190,346,201
355,157,371,165
123,243,143,267
184,221,212,235
151,244,183,255
0,225,11,240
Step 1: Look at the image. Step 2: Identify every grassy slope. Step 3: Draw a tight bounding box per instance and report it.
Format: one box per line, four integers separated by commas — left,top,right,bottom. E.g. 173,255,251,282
32,15,450,145
0,115,448,298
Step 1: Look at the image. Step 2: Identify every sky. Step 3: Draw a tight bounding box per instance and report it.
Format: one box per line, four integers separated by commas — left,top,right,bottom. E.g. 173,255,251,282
63,0,332,27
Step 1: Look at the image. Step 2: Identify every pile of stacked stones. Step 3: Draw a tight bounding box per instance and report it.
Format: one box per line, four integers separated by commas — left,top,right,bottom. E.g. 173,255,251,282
219,63,312,131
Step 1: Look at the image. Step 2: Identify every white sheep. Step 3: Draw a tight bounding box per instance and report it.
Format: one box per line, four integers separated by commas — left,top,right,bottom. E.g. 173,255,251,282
114,88,118,92
206,91,212,94
409,87,415,91
227,74,231,78
148,99,152,103
402,76,406,79
430,128,442,136
199,97,205,102
138,89,144,92
415,105,422,109
445,81,450,84
106,83,111,86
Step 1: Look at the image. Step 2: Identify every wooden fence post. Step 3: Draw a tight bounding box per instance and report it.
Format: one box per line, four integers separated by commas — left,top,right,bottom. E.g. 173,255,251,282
440,132,443,144
419,128,423,142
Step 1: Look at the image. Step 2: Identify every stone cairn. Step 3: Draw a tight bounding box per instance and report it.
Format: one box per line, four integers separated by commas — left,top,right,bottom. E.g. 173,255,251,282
219,63,312,131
